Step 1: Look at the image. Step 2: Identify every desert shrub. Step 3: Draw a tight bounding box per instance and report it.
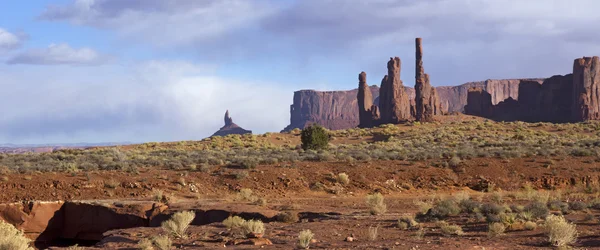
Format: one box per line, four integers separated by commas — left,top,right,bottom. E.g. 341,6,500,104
459,199,481,214
524,221,537,230
569,201,588,211
525,201,549,219
337,173,350,185
276,211,299,223
242,220,265,236
152,235,172,250
368,225,379,241
448,156,461,168
301,124,330,150
0,220,33,250
223,216,246,229
237,188,258,202
499,213,518,229
437,221,464,236
161,210,195,239
544,214,578,247
136,238,154,250
366,193,387,215
298,229,314,249
488,222,506,238
548,200,569,212
428,199,461,219
398,215,419,230
414,198,435,214
104,178,120,189
152,189,164,202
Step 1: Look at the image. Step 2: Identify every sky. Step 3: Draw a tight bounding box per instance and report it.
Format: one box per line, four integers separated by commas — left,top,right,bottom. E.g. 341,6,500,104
0,0,599,144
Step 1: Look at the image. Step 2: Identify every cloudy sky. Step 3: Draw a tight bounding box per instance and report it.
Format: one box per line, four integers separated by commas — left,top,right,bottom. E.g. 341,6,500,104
0,0,599,144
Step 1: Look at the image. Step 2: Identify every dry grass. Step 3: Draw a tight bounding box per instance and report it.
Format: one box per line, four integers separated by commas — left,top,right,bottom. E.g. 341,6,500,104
0,220,33,250
366,193,387,215
298,229,314,249
544,214,578,247
161,210,195,239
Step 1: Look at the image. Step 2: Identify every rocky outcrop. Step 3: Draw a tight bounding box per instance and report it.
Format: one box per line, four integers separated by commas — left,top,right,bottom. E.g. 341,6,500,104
465,56,600,122
414,38,441,122
379,57,412,124
357,72,378,128
284,78,549,131
282,86,380,131
572,56,600,121
464,87,493,117
211,110,252,137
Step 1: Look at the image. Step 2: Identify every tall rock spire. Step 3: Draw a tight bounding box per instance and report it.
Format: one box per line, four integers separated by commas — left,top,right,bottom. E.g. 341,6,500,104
414,37,441,122
379,57,411,123
357,71,375,128
224,110,233,126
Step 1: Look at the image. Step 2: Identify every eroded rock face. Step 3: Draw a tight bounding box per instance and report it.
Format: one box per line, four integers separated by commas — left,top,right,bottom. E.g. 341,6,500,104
357,72,376,128
464,87,493,117
283,86,380,131
212,110,252,137
414,38,441,122
463,56,600,123
572,56,600,121
379,57,412,123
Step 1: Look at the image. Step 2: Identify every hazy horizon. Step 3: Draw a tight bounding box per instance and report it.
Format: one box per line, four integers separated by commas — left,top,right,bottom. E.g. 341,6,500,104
1,0,599,144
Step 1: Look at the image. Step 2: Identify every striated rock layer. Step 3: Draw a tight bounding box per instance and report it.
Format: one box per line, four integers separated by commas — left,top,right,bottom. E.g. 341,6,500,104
211,110,252,137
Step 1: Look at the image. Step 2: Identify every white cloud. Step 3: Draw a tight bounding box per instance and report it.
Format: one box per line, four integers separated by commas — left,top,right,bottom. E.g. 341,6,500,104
0,28,22,50
0,60,292,144
7,43,110,65
40,0,280,48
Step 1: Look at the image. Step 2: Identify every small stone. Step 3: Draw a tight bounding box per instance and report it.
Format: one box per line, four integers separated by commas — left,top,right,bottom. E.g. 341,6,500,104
345,236,354,242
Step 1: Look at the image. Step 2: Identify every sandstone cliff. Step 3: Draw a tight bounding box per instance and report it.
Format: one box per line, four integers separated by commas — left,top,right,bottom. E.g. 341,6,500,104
283,78,545,131
211,110,252,137
572,56,600,121
464,57,600,123
282,86,380,131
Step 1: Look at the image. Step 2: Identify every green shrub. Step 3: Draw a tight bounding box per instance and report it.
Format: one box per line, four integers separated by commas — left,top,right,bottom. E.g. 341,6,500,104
525,201,549,219
301,124,330,150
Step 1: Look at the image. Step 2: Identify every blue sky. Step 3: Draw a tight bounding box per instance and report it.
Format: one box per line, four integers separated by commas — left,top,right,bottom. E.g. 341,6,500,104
0,0,599,144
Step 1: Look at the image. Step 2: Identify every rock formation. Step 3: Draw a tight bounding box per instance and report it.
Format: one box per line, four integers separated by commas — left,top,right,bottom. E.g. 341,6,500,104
379,57,412,123
283,78,549,131
357,72,378,128
464,87,493,117
282,86,380,131
211,110,252,137
465,56,600,122
414,38,441,122
572,56,600,121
